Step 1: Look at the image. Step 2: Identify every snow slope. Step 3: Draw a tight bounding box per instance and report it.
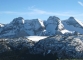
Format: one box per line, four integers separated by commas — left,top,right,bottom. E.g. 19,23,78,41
62,17,83,34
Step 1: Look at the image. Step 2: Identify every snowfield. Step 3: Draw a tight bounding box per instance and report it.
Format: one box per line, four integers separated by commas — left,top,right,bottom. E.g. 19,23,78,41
26,36,48,41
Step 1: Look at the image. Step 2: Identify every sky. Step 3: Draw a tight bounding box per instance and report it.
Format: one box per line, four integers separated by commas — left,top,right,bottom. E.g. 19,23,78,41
0,0,83,24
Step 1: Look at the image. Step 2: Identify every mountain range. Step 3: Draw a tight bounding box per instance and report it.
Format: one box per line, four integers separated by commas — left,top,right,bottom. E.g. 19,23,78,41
0,16,83,38
0,16,83,59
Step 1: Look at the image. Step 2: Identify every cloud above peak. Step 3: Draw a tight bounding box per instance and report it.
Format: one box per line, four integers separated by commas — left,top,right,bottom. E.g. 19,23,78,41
0,6,83,18
78,1,83,6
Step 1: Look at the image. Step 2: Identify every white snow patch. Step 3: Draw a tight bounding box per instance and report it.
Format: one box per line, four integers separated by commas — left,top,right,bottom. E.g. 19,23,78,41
75,19,83,27
0,24,4,27
26,36,48,41
61,29,73,34
38,19,45,27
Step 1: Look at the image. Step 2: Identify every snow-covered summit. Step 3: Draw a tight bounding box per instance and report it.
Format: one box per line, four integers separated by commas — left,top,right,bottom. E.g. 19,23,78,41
62,16,83,34
47,16,64,29
47,16,60,22
0,16,83,38
11,17,25,24
67,16,83,27
46,16,61,25
45,16,64,35
0,17,46,38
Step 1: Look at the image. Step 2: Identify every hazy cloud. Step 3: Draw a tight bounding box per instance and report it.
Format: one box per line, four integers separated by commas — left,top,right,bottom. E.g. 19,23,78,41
78,1,83,6
0,7,83,17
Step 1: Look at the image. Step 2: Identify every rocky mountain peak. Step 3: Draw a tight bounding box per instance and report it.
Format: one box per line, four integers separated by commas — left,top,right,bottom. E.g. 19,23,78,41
68,16,77,22
46,16,61,25
69,16,75,19
45,16,64,35
47,16,60,21
11,17,25,24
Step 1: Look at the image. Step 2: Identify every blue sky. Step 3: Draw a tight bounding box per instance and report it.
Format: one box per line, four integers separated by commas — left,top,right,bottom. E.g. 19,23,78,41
0,0,83,23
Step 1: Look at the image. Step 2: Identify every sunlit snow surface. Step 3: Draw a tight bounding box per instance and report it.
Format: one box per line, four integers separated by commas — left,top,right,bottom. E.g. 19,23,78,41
26,36,48,41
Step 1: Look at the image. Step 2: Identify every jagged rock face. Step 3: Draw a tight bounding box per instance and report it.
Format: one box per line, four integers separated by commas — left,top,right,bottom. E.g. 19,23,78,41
0,17,45,38
62,16,83,34
0,24,5,33
31,35,83,58
9,17,25,29
24,19,45,35
0,16,83,38
45,16,64,35
66,17,82,28
0,17,25,38
11,17,25,25
0,37,35,53
1,35,83,58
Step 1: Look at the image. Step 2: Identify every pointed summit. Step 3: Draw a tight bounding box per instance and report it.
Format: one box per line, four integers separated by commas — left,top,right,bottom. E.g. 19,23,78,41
67,16,83,27
69,16,75,20
47,16,60,21
68,16,77,22
45,16,64,35
11,17,25,24
62,16,83,34
47,16,60,24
